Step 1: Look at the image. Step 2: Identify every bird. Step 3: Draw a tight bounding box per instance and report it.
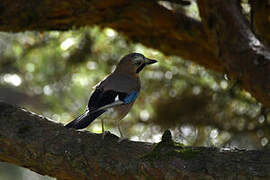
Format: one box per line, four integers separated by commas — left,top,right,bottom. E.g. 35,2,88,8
65,53,157,137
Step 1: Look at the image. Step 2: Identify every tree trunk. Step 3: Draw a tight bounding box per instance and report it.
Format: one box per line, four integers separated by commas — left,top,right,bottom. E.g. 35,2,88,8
0,101,270,179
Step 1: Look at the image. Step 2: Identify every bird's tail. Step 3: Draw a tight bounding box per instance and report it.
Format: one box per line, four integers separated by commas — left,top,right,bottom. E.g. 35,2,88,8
65,109,105,129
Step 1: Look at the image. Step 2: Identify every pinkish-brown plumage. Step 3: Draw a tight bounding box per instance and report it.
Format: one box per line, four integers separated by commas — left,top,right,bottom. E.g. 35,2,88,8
66,53,157,137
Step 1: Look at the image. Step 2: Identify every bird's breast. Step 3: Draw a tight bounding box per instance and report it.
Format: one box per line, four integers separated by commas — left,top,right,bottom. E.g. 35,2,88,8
114,102,135,120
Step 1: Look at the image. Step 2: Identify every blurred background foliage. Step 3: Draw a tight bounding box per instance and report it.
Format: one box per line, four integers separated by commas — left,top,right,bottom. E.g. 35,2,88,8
0,2,269,178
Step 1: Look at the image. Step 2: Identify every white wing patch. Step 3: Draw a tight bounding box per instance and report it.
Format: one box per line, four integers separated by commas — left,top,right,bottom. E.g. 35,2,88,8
115,95,119,101
89,100,124,113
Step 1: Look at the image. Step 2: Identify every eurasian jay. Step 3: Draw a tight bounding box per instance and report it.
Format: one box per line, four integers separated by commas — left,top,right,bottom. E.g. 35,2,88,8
65,53,157,137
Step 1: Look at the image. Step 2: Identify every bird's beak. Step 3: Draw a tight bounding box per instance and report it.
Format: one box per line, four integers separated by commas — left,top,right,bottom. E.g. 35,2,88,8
136,57,157,73
145,58,157,65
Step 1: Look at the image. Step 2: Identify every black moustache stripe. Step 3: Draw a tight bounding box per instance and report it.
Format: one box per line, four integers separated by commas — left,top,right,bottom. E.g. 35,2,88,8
136,64,146,73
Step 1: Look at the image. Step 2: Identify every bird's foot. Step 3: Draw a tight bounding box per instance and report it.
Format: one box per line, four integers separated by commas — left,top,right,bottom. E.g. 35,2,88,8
117,137,129,143
102,131,111,139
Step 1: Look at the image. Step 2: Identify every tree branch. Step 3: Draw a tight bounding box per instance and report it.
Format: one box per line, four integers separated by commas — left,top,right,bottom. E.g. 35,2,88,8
1,0,270,107
250,0,270,44
197,0,270,108
0,0,221,72
1,101,270,179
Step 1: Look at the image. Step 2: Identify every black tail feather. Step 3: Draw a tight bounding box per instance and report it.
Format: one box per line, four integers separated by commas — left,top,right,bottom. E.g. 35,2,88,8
65,110,105,129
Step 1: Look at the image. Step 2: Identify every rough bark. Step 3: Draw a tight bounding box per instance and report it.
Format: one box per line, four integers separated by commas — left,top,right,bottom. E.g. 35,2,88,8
0,0,221,72
1,101,270,179
1,0,270,109
197,0,270,108
250,0,270,44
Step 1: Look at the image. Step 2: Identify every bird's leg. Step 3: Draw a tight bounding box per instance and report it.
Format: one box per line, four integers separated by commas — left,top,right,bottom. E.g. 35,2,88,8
116,119,128,142
101,118,110,139
101,119,105,139
101,119,104,133
117,119,123,138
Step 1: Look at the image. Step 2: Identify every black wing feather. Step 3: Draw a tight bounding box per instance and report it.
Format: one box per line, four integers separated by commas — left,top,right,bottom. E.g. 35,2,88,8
88,89,119,110
65,109,105,129
66,88,128,129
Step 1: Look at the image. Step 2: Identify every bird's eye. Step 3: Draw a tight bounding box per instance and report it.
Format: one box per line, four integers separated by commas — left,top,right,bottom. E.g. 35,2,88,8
134,61,141,66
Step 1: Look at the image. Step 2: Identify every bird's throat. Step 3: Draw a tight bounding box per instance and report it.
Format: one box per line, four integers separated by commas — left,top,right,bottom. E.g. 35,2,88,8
136,64,146,73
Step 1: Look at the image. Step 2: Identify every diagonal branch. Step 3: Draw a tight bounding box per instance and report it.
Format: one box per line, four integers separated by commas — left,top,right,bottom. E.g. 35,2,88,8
1,101,270,179
250,0,270,44
197,0,270,108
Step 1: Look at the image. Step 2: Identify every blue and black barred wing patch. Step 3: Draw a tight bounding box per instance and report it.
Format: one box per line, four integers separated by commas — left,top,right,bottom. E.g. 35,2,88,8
120,91,139,104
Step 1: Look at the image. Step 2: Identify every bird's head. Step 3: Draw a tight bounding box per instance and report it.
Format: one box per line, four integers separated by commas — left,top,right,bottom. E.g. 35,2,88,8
116,53,157,74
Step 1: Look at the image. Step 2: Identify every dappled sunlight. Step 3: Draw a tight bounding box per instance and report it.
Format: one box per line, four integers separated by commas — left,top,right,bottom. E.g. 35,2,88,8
2,73,22,86
0,27,266,150
0,24,269,178
43,85,53,95
60,37,77,51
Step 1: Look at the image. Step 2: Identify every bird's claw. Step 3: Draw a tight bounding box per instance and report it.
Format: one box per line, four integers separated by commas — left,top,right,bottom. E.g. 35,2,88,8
102,131,111,139
117,137,128,143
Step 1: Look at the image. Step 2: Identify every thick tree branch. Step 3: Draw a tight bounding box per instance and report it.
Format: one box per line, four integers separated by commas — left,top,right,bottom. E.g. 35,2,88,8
0,0,221,72
197,0,270,108
250,0,270,44
1,0,270,108
1,101,270,179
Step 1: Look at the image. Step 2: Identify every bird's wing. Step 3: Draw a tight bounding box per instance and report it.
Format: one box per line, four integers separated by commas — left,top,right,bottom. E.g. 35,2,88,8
88,88,139,113
65,88,118,129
